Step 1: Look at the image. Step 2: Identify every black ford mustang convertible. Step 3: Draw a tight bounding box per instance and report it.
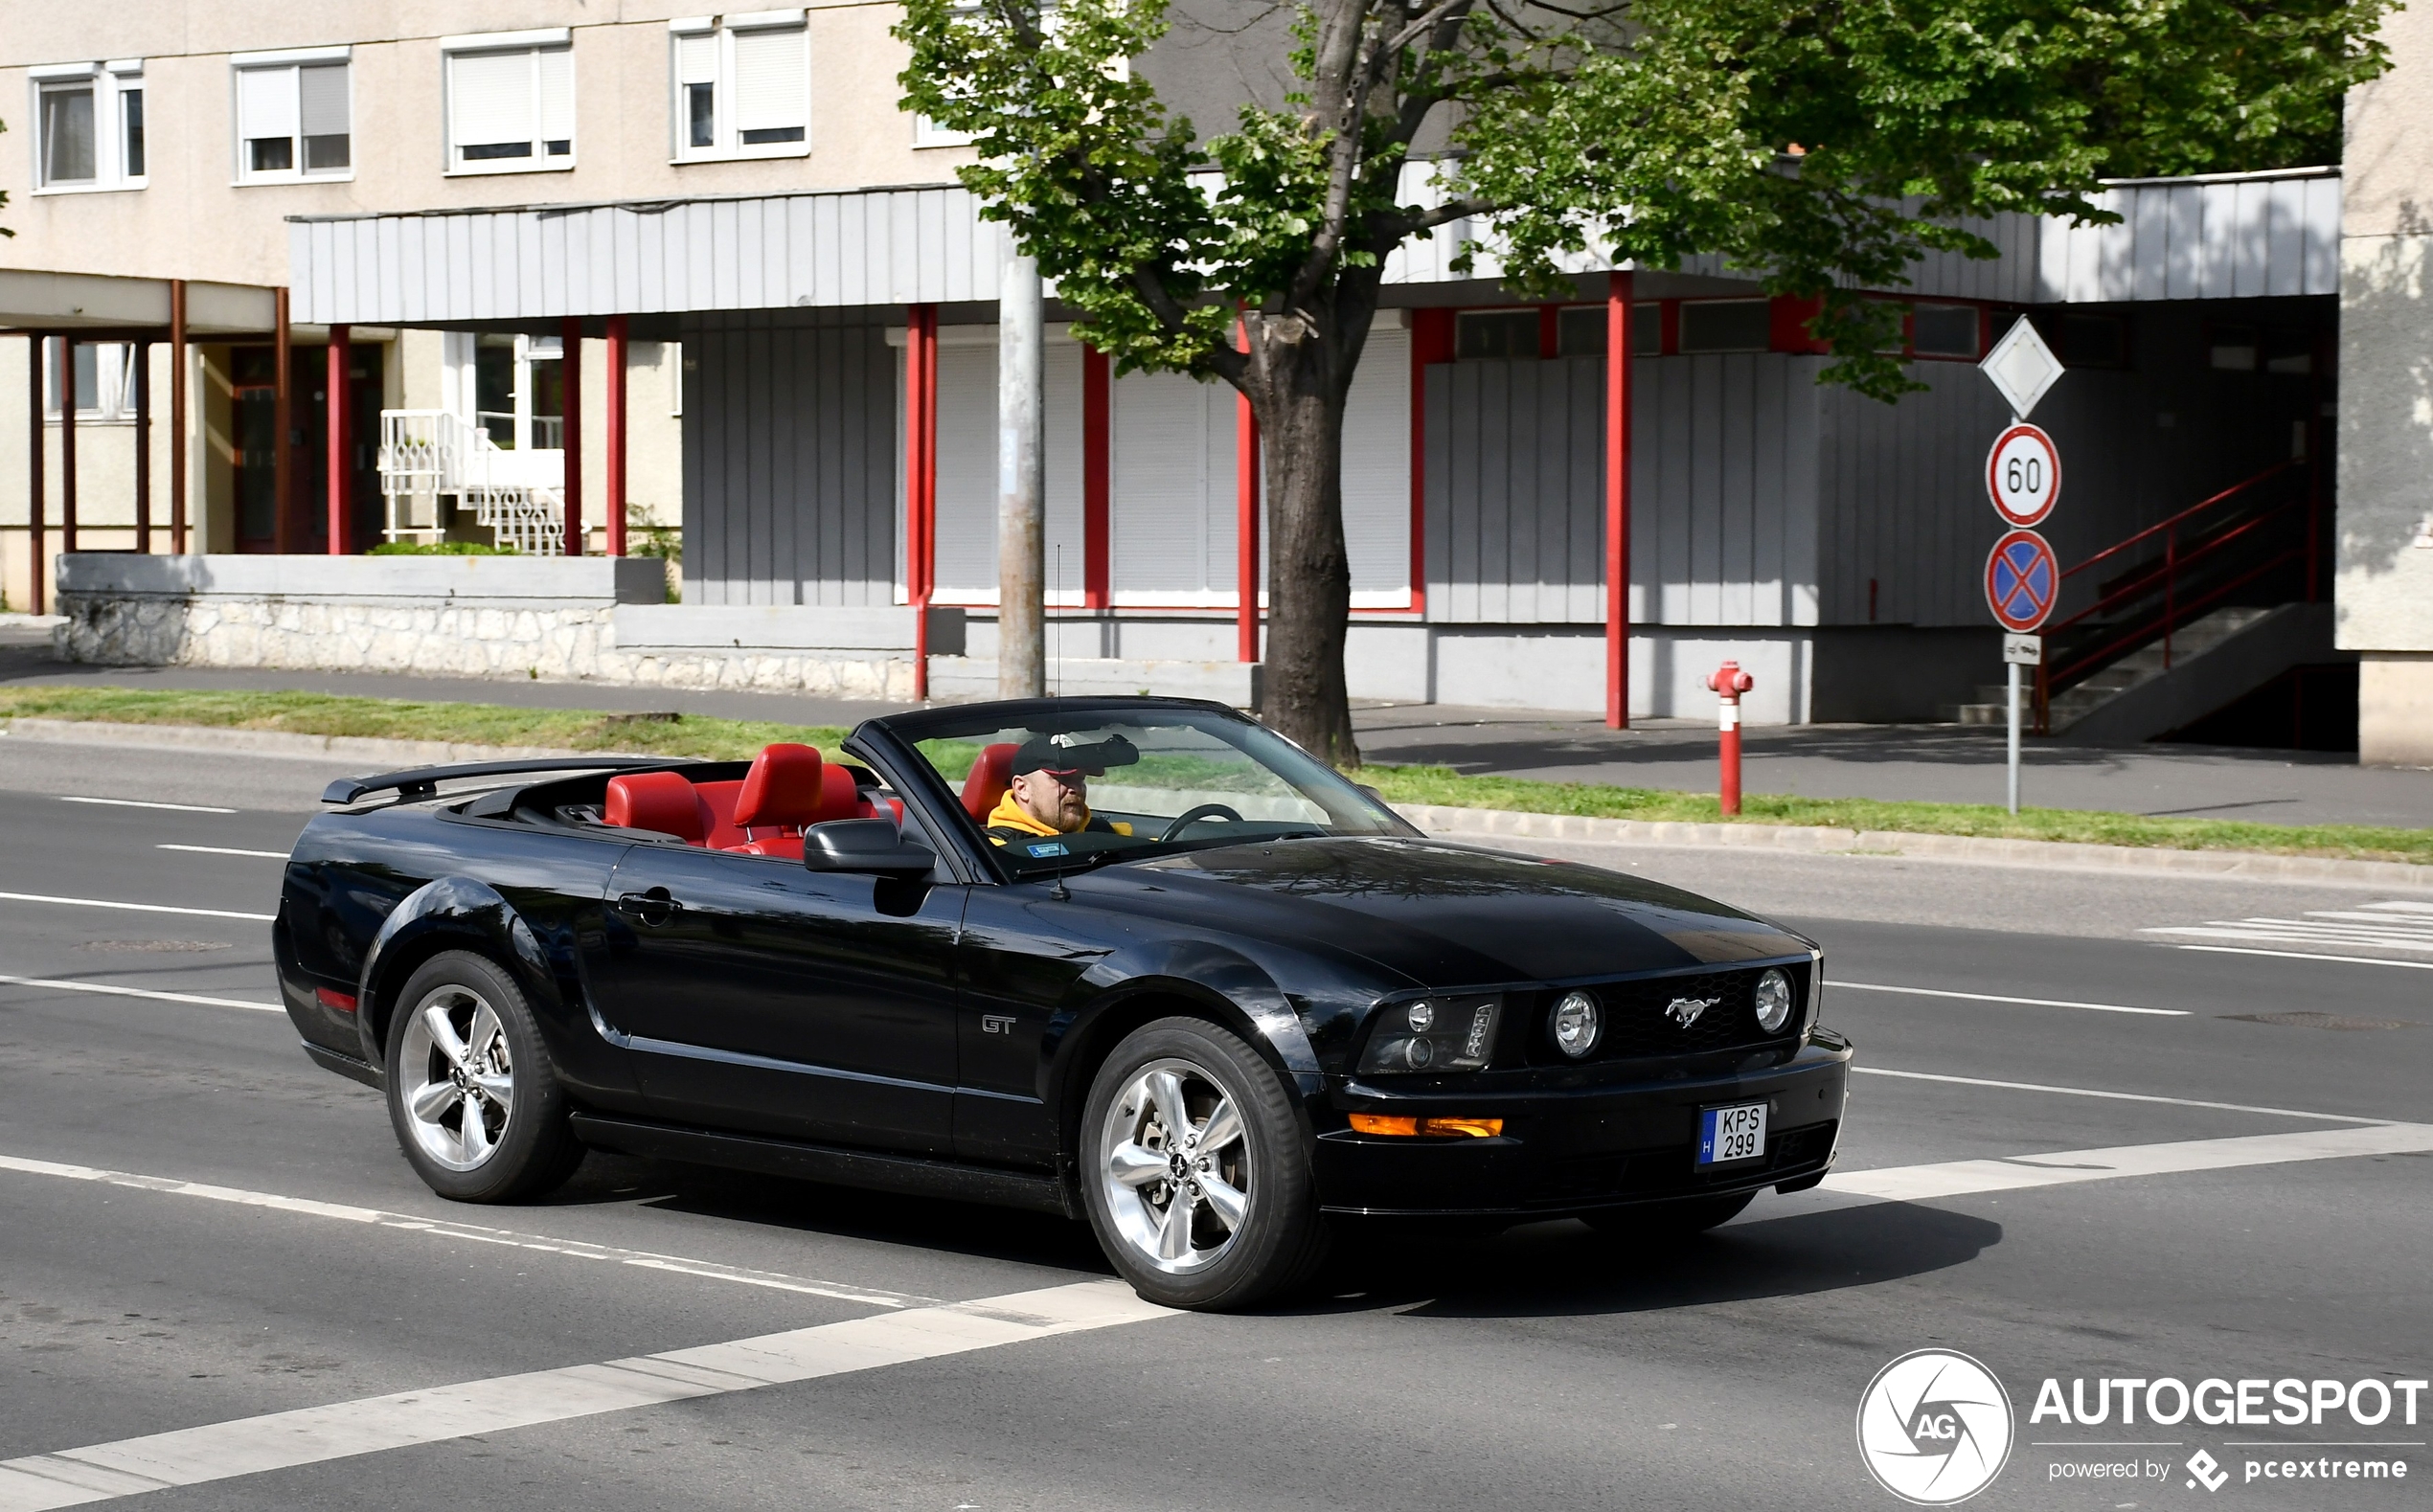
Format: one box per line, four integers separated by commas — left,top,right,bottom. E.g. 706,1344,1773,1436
278,696,1850,1309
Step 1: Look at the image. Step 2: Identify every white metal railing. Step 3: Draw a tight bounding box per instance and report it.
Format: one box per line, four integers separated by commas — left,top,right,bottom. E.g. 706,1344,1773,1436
377,410,567,554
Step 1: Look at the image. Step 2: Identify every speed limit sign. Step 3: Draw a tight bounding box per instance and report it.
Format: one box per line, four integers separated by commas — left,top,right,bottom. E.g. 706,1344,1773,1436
1985,423,2060,528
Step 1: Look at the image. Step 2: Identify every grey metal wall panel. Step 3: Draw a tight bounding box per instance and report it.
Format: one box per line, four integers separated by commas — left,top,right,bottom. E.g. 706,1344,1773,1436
681,310,897,608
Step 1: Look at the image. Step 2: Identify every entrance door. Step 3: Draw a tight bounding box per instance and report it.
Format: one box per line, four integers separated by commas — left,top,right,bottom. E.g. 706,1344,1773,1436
229,345,334,552
584,845,967,1157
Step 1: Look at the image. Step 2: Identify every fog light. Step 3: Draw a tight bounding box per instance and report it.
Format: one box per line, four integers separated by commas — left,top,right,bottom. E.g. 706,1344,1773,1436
1350,1114,1504,1139
1754,968,1794,1033
1551,991,1602,1058
1405,1037,1436,1069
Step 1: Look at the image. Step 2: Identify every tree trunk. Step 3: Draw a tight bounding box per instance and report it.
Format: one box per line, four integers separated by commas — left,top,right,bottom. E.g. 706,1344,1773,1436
1246,301,1368,768
997,254,1046,698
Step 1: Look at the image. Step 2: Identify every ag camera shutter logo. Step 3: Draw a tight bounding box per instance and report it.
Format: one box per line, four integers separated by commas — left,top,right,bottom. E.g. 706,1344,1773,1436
1856,1349,2015,1504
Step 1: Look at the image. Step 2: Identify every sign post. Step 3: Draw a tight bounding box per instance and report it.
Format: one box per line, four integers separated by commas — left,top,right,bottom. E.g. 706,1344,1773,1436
1978,320,2065,815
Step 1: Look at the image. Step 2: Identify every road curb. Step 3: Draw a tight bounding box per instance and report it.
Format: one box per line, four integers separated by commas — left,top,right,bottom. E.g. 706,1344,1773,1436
1388,801,2433,890
6,715,2424,886
1,716,601,769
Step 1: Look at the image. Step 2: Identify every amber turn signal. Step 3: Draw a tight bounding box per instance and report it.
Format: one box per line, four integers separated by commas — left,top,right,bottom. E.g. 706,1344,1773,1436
1349,1114,1504,1139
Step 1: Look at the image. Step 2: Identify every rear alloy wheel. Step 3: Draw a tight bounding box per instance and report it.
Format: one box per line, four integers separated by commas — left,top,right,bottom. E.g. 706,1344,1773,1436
1580,1190,1755,1236
384,950,583,1203
1082,1018,1326,1311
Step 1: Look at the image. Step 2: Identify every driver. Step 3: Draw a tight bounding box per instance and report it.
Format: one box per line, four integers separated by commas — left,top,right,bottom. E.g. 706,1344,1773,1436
984,733,1138,846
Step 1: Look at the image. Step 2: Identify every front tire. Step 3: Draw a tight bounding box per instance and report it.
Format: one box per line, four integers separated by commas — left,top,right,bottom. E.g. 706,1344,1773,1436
383,950,583,1204
1081,1017,1327,1311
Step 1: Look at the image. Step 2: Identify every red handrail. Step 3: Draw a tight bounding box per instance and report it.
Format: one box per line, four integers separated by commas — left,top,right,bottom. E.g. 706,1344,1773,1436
2057,460,2298,587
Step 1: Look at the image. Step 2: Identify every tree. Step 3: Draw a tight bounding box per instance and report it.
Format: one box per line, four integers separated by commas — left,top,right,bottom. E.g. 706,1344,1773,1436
898,0,2389,766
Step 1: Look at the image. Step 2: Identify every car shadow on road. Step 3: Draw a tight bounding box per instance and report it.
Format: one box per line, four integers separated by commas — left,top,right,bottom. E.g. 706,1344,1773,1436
1293,1201,2000,1320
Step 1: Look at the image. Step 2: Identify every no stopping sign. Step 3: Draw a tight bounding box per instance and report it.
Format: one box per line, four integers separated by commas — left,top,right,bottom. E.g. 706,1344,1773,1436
1985,423,2060,528
1985,530,2059,633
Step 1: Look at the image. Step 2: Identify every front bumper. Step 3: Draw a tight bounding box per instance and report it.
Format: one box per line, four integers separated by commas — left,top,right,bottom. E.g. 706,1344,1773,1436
1310,1039,1851,1218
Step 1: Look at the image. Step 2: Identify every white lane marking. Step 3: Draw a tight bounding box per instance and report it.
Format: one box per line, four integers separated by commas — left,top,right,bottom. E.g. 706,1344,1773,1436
2144,900,2433,959
0,973,280,1013
0,891,274,922
58,796,239,814
2173,944,2433,972
1835,981,2187,1017
0,1153,939,1309
156,844,286,860
1850,1066,2394,1125
0,1279,1167,1511
1821,1121,2433,1204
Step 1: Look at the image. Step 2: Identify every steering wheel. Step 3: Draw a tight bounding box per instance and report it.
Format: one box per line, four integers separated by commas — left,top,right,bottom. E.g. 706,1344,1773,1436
1157,802,1245,842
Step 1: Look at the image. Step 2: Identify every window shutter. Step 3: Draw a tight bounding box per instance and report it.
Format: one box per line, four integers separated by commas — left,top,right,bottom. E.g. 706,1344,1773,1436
674,33,716,85
730,26,806,134
450,50,534,151
298,62,349,139
238,65,298,141
1111,371,1212,596
537,47,575,146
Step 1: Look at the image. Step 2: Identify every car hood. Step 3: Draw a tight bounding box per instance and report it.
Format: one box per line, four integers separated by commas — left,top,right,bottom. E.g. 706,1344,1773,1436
1080,834,1808,987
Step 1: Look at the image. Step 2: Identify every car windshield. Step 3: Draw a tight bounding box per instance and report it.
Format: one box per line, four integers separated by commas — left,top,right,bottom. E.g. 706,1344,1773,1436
898,707,1409,877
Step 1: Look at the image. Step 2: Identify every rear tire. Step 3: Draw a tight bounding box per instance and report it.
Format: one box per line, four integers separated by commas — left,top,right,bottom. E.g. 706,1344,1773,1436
384,950,584,1204
1580,1190,1754,1236
1080,1017,1327,1311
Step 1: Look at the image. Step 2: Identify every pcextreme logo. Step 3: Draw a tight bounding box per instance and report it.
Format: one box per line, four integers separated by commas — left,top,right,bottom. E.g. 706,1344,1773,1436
1855,1350,2016,1505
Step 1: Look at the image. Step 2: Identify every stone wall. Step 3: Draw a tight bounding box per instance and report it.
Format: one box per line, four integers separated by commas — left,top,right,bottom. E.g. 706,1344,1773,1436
53,555,947,701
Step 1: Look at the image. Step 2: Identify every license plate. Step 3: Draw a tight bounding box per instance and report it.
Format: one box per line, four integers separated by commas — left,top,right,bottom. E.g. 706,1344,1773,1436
1697,1102,1768,1166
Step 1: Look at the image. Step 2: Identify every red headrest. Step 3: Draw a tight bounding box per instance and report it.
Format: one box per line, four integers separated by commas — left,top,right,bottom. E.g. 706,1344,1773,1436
735,743,827,829
604,771,708,844
810,764,863,824
962,742,1019,820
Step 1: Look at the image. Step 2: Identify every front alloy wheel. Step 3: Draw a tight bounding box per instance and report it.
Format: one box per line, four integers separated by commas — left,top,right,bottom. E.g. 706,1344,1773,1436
1080,1018,1326,1310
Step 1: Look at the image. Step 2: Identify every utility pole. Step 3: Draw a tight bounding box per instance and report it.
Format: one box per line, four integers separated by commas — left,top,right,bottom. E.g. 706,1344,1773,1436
998,253,1046,699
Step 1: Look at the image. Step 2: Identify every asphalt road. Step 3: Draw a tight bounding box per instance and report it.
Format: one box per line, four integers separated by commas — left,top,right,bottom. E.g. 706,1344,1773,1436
3,738,2428,1510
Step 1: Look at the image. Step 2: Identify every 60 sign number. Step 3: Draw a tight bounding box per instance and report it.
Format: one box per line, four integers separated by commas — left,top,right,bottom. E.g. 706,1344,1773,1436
1986,423,2060,528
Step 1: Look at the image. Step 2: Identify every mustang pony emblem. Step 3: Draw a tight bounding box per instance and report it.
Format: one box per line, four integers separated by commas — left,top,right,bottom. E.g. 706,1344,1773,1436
1665,995,1720,1027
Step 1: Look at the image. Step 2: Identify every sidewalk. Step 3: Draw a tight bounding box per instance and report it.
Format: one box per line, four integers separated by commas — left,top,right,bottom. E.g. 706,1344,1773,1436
8,627,2429,830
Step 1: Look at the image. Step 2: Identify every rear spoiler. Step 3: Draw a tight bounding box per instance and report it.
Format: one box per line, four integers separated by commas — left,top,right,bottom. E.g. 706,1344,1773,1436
322,756,690,805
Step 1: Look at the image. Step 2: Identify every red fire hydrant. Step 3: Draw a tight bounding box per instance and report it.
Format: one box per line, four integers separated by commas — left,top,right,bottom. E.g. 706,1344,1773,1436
1706,661,1755,816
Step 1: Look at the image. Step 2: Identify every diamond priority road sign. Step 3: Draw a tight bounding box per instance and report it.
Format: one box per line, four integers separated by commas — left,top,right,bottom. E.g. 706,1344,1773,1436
1985,529,2059,634
1979,317,2063,420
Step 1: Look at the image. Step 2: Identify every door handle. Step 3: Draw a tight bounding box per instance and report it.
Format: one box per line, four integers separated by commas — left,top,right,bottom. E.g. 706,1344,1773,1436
614,888,684,925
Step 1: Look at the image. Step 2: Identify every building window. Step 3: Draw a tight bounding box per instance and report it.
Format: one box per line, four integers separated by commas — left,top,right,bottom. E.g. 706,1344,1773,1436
43,340,140,422
32,61,145,192
1910,303,1981,359
232,49,352,182
444,30,576,174
1553,304,1661,357
1455,310,1540,360
669,12,808,162
1677,299,1771,353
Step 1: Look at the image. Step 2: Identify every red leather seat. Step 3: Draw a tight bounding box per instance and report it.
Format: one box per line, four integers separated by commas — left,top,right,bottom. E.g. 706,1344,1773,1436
735,743,828,831
694,780,747,850
603,771,709,844
961,743,1019,821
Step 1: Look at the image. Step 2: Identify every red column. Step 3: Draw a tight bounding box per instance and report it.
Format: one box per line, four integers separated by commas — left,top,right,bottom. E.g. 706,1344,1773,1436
326,325,351,553
1235,320,1260,663
170,281,188,553
1603,274,1635,729
57,336,78,553
1407,309,1453,616
1081,344,1109,609
604,315,628,556
273,289,291,553
559,317,583,555
27,336,44,614
134,339,151,553
905,305,939,698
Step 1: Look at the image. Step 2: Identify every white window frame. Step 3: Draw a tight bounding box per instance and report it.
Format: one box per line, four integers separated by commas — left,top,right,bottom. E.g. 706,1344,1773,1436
43,339,141,424
230,47,354,186
442,29,577,176
667,11,810,164
30,60,146,194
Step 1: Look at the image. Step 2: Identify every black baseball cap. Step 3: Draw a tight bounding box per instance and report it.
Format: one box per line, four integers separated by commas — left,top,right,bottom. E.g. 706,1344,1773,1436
1011,732,1140,778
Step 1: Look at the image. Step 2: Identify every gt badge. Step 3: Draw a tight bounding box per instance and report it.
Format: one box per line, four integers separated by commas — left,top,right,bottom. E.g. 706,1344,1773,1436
1665,995,1719,1027
980,1014,1017,1034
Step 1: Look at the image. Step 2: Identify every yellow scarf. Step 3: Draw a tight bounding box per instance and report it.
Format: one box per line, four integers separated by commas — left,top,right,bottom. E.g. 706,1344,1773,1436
984,791,1130,842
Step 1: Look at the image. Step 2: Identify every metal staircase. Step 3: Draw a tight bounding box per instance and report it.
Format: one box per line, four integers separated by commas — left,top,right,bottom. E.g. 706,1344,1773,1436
376,410,567,555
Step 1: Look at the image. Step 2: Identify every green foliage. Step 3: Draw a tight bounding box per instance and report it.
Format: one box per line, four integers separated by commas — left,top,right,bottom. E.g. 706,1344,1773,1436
367,539,516,555
898,0,2391,398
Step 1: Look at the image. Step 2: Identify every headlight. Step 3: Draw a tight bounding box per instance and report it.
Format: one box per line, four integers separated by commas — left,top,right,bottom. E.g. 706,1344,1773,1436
1754,968,1794,1034
1550,990,1602,1058
1359,995,1501,1073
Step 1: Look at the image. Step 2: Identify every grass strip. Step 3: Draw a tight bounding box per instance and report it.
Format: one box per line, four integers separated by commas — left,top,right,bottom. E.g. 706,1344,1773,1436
1356,762,2433,866
0,688,849,762
3,687,2422,865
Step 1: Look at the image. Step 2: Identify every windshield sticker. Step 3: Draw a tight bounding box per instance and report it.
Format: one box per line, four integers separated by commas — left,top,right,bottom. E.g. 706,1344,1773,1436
1027,842,1071,857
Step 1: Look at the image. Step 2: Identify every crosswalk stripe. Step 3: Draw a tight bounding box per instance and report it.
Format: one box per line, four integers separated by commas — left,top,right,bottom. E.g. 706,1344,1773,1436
2142,899,2433,959
0,1280,1169,1511
1821,1121,2433,1204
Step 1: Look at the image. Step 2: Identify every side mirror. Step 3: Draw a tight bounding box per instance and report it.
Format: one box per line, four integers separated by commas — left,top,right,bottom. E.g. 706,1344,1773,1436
802,818,937,879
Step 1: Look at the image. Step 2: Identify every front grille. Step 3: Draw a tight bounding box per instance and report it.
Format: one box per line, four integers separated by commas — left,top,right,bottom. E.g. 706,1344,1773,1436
1521,963,1806,1064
